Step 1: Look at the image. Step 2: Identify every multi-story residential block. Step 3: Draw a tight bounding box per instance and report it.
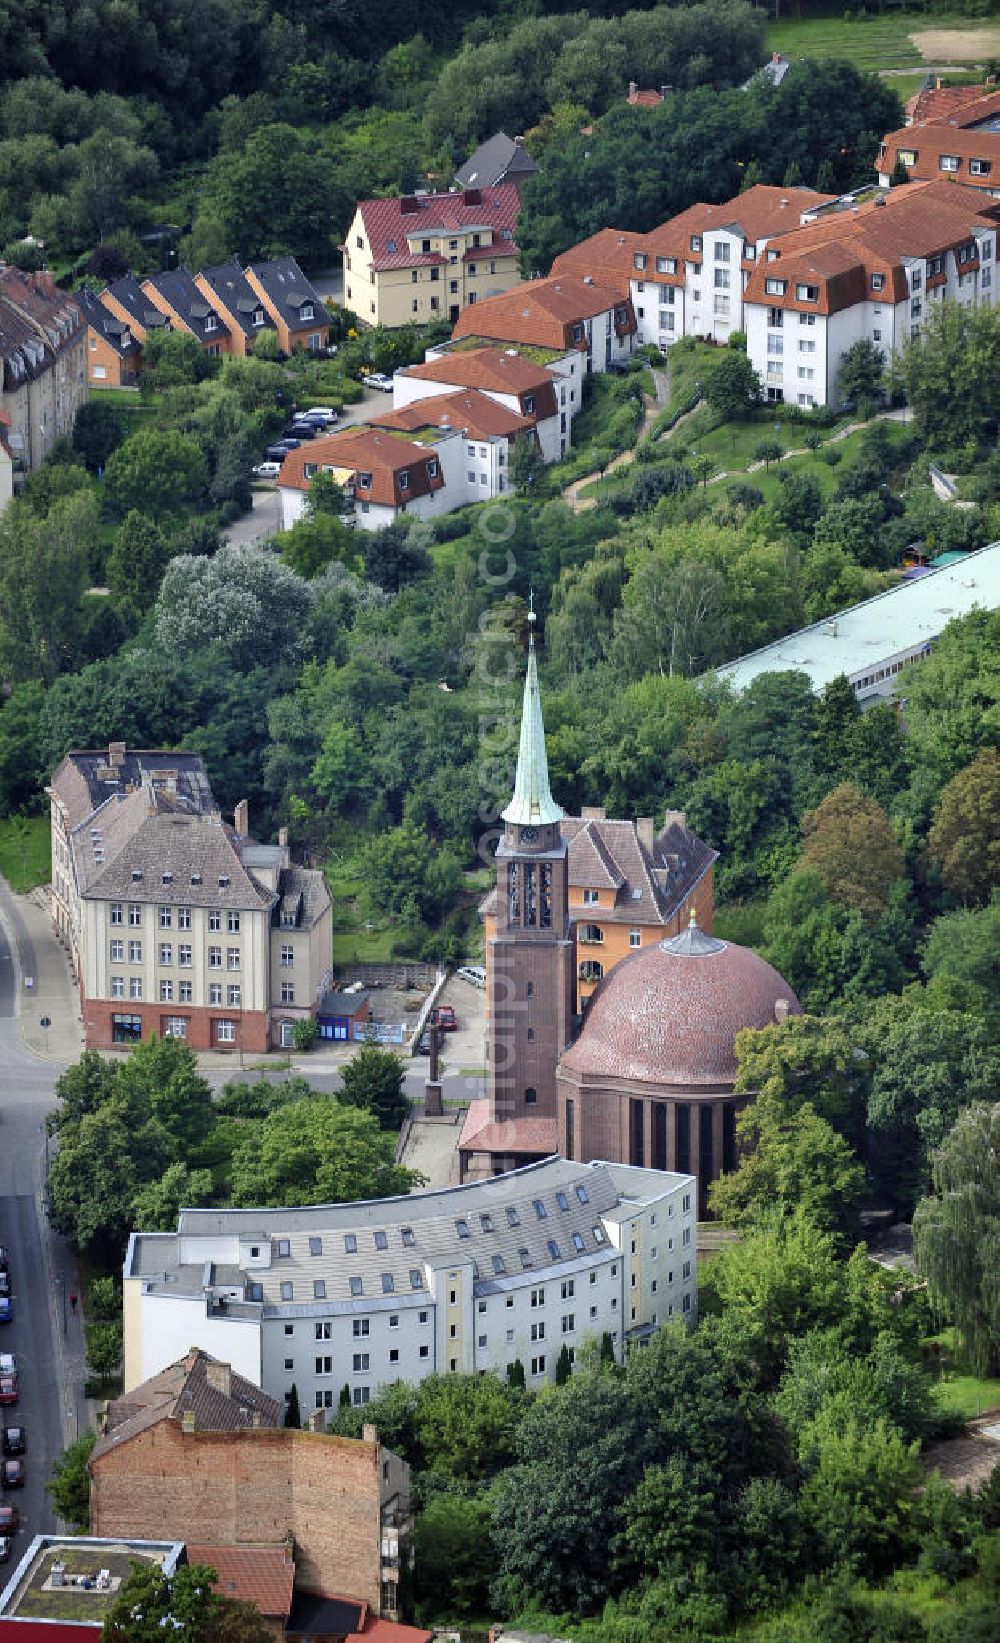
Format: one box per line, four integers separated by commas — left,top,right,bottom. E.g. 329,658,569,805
278,426,460,532
550,185,835,349
343,187,521,330
455,133,538,193
89,1348,415,1627
122,1159,697,1408
743,179,1000,407
243,258,329,353
452,273,637,373
141,267,232,356
394,344,569,460
47,744,331,1053
365,391,534,504
195,261,274,355
77,284,142,386
878,88,1000,192
0,267,87,470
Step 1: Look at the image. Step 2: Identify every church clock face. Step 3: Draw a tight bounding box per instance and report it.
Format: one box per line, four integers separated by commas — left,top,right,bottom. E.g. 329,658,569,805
521,827,539,844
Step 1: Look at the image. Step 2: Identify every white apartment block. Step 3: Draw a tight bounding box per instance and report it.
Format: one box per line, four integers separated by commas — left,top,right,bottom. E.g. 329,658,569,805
48,744,331,1053
123,1158,698,1409
743,179,1000,407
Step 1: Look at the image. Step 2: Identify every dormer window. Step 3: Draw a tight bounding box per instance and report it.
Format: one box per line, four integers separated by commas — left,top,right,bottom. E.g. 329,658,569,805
219,874,230,888
970,158,992,178
615,307,627,324
633,252,647,271
571,323,584,343
690,235,702,253
131,870,143,882
940,154,960,173
795,283,818,302
656,256,676,275
205,315,217,333
387,239,397,254
191,873,202,886
162,872,173,884
523,395,535,414
398,470,410,492
765,277,786,295
871,272,885,292
253,308,265,327
358,471,372,489
299,303,314,320
898,149,917,168
426,459,439,479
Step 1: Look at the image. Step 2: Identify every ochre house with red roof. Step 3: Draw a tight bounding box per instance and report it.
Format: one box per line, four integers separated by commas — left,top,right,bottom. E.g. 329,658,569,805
342,186,520,329
742,177,1000,407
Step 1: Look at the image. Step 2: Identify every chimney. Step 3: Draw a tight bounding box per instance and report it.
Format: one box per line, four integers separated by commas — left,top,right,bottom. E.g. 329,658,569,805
234,799,249,838
205,1360,232,1399
108,741,126,767
661,808,687,831
278,825,289,849
251,1409,262,1428
400,196,419,215
181,1409,196,1434
774,998,790,1024
514,134,525,147
636,817,654,852
463,188,481,206
581,806,606,821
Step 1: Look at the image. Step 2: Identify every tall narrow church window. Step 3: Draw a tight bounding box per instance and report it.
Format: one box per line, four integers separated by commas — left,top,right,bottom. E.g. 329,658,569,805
675,1104,690,1174
524,862,537,925
653,1103,668,1172
540,863,552,928
630,1098,645,1168
565,1098,575,1160
509,862,520,923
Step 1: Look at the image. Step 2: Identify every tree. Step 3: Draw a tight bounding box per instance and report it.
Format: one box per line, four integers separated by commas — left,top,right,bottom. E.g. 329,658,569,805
339,1042,408,1130
68,129,157,244
0,489,95,683
795,1408,923,1576
555,1342,573,1385
837,338,886,406
101,1563,273,1643
116,1034,215,1156
610,551,728,679
705,349,762,419
490,1373,647,1615
358,822,463,924
154,545,314,670
889,154,910,187
141,330,216,391
284,1383,301,1429
414,1373,524,1483
507,1357,526,1389
413,1494,495,1619
73,400,126,472
799,782,904,921
709,1096,865,1250
47,1097,164,1259
734,1012,870,1146
812,674,861,779
753,437,783,469
106,510,170,612
928,749,1000,906
47,1430,96,1530
131,1161,214,1230
103,429,208,521
902,609,1000,795
913,1103,1000,1377
86,1319,121,1382
190,124,348,267
922,895,1000,1017
898,300,1000,448
229,1096,422,1207
510,434,546,495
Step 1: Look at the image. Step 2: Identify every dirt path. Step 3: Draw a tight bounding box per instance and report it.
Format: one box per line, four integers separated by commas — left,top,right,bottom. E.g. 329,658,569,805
563,365,669,512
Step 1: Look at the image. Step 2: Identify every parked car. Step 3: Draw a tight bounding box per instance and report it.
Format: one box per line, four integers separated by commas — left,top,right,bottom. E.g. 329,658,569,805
0,1354,18,1405
305,405,337,422
252,461,282,479
264,445,290,464
456,965,486,989
0,1248,8,1274
362,372,394,393
277,436,301,450
2,1425,25,1456
0,1297,10,1326
293,411,336,431
0,1271,9,1296
0,1504,18,1536
414,1031,431,1055
0,1535,12,1563
434,1004,457,1031
2,1458,23,1488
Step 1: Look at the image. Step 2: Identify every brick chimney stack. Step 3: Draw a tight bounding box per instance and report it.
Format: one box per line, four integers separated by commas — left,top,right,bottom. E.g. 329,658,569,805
205,1360,232,1398
234,799,249,838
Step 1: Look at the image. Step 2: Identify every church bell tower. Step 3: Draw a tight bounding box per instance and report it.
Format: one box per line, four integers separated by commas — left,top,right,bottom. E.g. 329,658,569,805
487,614,574,1130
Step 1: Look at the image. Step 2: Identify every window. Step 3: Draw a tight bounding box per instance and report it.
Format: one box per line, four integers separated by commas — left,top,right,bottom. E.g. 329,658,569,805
572,1232,585,1253
939,154,960,173
315,1354,332,1374
690,235,702,253
799,312,816,327
970,158,992,177
280,982,295,1004
227,911,240,933
531,1321,545,1342
795,283,818,302
353,1351,370,1372
159,943,172,965
227,947,240,970
208,946,222,968
556,1191,570,1212
593,1224,606,1244
410,1269,424,1289
209,983,222,1005
799,339,816,353
110,939,124,962
628,928,641,948
633,252,648,271
216,1020,235,1043
911,298,922,318
871,272,885,292
927,254,944,277
110,903,123,925
128,940,142,963
561,1278,575,1299
228,985,241,1007
562,1313,575,1333
492,1254,506,1275
533,1199,547,1221
178,944,192,967
767,334,783,356
353,1386,371,1406
399,470,410,492
280,944,294,966
128,904,142,926
547,1239,561,1260
579,923,603,945
111,974,124,998
159,980,173,1003
714,268,730,290
767,307,783,329
455,1218,470,1239
374,1230,388,1251
381,1272,394,1294
873,328,882,342
765,277,786,296
209,910,221,931
898,149,916,167
531,1355,546,1376
797,366,815,381
352,1318,370,1339
159,907,172,929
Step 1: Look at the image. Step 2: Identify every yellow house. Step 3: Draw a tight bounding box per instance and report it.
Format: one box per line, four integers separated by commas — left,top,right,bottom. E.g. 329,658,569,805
342,186,522,329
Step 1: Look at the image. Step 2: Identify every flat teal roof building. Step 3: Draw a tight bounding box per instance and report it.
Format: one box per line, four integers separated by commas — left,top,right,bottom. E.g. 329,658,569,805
716,540,1000,701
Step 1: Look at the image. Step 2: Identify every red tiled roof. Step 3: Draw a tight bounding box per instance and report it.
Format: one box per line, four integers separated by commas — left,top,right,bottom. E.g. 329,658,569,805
458,1098,557,1157
880,117,1000,185
401,347,559,419
452,276,636,350
186,1544,295,1619
905,82,992,125
349,1619,434,1643
549,228,647,296
744,178,1000,315
357,187,520,271
278,428,444,508
628,87,664,107
369,389,534,443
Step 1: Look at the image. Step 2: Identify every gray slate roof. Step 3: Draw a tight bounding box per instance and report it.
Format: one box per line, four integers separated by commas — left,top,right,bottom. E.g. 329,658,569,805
93,1348,280,1461
199,260,270,338
50,748,213,831
248,258,325,330
76,286,141,360
456,133,539,190
143,267,228,345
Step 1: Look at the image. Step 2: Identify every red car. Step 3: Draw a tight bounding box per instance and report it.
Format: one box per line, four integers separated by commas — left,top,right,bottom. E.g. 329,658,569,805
434,1004,457,1031
2,1458,23,1488
0,1367,17,1406
0,1504,17,1535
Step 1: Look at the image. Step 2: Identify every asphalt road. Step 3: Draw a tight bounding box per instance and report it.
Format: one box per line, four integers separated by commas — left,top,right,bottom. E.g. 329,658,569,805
0,884,75,1549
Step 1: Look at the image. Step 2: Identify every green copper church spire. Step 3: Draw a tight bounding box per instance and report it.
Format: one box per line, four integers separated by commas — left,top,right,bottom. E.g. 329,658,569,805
502,610,564,828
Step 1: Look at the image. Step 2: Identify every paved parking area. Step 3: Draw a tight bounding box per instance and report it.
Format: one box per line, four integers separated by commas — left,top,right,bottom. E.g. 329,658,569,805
431,973,486,1075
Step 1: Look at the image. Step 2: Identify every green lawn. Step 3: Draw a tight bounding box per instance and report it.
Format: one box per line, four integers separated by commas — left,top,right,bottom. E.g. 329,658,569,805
0,813,50,892
926,1329,1000,1418
766,10,1000,73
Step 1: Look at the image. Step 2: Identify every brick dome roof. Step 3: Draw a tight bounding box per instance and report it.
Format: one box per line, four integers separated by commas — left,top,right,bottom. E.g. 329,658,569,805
559,921,800,1089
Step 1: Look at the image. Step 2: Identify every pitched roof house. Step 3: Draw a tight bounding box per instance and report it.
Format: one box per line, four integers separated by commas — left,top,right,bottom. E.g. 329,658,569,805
141,267,231,353
77,284,142,386
451,274,636,369
456,132,539,191
196,260,273,354
878,88,1000,189
244,258,328,353
278,426,450,531
0,267,87,470
99,273,172,342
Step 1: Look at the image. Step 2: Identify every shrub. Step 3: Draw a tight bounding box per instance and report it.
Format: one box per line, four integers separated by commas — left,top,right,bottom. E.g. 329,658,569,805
290,1018,318,1052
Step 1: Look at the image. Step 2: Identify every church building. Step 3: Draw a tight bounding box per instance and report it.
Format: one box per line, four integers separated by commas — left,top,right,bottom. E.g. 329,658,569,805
459,628,801,1213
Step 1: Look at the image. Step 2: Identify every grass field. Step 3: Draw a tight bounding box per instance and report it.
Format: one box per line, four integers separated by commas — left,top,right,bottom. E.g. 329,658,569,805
0,814,50,893
927,1329,1000,1417
767,9,1000,72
